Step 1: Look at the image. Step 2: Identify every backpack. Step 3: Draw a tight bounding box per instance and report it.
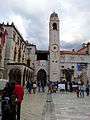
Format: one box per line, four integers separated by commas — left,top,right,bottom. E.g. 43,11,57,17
2,96,11,112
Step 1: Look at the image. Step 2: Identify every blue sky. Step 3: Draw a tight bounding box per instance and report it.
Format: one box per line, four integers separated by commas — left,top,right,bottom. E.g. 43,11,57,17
0,0,90,50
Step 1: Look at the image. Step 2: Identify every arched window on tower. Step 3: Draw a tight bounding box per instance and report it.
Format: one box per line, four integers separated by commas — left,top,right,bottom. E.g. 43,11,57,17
53,23,57,30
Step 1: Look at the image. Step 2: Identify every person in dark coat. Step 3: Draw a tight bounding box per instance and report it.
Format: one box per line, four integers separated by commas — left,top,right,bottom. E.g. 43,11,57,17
37,81,41,92
69,82,73,92
41,81,45,92
1,82,16,120
86,80,90,96
76,84,80,97
65,81,68,92
26,81,32,94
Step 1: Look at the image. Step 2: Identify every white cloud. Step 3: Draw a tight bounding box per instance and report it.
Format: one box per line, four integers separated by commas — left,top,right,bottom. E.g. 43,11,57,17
8,14,27,38
0,0,90,50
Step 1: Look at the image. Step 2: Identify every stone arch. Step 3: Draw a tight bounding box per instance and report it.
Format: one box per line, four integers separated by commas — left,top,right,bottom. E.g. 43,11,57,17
9,68,21,84
37,69,47,86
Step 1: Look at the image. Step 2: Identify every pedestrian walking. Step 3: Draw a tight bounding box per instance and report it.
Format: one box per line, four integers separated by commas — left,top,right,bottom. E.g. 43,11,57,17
26,80,32,94
37,81,41,92
86,80,89,96
76,84,80,98
69,82,73,92
14,81,24,120
32,82,37,94
41,81,45,92
52,82,57,93
65,81,68,92
1,82,16,120
56,81,58,91
47,81,52,93
79,81,85,98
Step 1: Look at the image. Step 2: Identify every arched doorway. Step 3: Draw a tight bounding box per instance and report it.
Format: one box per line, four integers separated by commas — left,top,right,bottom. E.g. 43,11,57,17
63,68,74,82
9,68,21,84
37,69,47,86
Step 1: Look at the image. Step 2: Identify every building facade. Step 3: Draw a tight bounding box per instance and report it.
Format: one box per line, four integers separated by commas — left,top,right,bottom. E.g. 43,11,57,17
34,12,90,85
0,24,8,79
0,23,36,85
0,12,90,86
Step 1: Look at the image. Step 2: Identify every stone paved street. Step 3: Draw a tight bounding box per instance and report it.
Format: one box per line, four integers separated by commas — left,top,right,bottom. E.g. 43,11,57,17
0,91,90,120
21,91,90,120
21,90,47,120
52,92,90,120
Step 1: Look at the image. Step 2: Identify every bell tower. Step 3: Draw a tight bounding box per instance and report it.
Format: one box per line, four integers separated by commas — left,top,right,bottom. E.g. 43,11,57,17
49,12,60,82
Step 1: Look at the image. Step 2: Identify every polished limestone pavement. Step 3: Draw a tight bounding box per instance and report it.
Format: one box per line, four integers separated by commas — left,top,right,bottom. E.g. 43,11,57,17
21,90,47,120
20,91,90,120
52,92,90,120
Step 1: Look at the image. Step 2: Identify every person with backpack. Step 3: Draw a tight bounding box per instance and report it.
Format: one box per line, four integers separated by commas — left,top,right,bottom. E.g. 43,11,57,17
1,82,16,120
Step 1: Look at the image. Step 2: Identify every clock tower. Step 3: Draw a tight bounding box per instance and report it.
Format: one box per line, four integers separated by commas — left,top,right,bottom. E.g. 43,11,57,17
49,12,60,82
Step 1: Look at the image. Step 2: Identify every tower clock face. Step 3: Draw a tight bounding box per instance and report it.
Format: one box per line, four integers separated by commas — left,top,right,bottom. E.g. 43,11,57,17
51,44,59,52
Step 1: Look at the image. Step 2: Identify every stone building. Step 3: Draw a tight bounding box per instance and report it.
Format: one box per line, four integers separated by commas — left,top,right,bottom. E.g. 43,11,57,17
0,22,36,85
34,12,90,85
0,24,8,79
1,12,90,86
